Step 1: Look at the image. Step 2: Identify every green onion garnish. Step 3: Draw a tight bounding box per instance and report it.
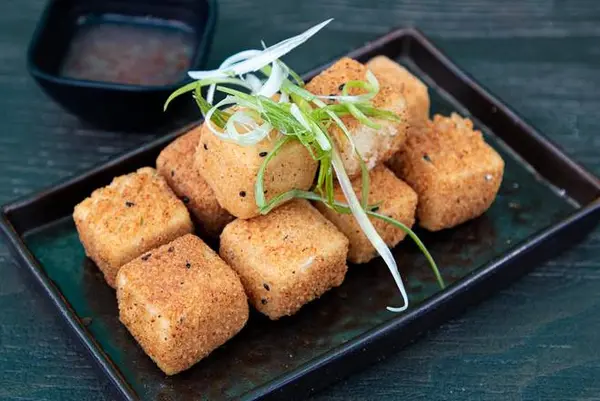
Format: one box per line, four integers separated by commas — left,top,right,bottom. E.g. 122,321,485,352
166,19,445,312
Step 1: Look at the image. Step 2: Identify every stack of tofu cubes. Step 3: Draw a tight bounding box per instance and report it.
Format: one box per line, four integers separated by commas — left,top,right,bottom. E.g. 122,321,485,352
73,56,504,375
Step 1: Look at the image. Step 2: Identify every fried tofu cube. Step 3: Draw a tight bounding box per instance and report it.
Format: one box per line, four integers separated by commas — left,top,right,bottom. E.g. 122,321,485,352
305,57,409,178
73,167,193,287
315,165,418,263
219,200,349,320
367,56,430,129
117,234,248,375
387,113,505,231
196,123,318,219
157,126,234,237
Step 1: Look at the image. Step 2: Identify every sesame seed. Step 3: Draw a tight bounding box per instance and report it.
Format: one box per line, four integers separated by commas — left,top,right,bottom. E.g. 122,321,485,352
263,283,270,291
171,170,175,177
125,201,135,207
423,154,432,162
203,143,208,150
141,253,151,261
239,191,246,197
485,174,493,181
261,299,267,305
185,261,191,269
168,247,174,253
338,83,345,91
182,196,190,204
259,151,268,157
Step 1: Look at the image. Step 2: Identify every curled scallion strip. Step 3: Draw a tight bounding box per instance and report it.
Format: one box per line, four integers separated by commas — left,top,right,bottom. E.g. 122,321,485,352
255,135,291,208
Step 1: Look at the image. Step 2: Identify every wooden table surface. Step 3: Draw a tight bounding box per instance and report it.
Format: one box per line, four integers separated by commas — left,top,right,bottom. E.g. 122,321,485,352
1,0,599,400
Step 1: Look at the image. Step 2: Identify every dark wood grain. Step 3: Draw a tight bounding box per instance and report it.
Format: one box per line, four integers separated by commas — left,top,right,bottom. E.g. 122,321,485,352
0,0,599,400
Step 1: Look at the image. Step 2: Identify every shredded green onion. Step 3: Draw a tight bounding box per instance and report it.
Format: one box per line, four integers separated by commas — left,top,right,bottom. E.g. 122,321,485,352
193,84,229,129
166,46,446,310
255,135,291,208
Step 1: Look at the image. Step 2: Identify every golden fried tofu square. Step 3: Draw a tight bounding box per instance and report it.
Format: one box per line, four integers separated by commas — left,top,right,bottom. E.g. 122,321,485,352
367,55,430,129
315,165,418,263
387,113,505,231
305,57,409,178
219,200,349,320
157,126,234,238
73,167,193,288
117,234,248,375
196,123,318,219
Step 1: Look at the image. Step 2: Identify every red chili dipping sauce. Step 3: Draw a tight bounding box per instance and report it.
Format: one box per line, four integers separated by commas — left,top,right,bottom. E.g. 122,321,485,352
60,15,195,86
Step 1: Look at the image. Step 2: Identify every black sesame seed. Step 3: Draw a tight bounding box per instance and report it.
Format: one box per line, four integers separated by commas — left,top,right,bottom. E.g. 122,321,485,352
171,170,175,177
125,201,135,207
203,143,208,150
185,261,191,269
168,247,174,253
182,196,190,204
423,154,432,162
372,206,380,212
328,93,336,97
239,191,246,197
261,299,268,305
259,151,268,157
263,283,270,291
338,83,345,91
141,253,151,261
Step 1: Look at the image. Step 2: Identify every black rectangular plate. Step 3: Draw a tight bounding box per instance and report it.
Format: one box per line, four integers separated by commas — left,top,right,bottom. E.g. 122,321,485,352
2,28,600,401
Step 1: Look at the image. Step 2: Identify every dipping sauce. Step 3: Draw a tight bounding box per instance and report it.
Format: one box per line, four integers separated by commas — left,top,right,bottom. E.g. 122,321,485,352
60,14,195,86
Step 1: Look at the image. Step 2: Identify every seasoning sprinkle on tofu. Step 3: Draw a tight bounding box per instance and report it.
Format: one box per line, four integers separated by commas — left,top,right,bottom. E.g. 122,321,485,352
388,113,504,231
117,234,248,375
156,127,234,238
73,167,193,287
196,123,318,219
220,200,349,320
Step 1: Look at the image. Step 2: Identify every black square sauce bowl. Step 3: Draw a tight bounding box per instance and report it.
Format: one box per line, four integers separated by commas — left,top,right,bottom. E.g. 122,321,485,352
27,0,217,131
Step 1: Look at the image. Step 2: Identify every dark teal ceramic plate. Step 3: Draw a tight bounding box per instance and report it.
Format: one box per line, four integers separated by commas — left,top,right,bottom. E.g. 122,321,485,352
2,29,600,401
